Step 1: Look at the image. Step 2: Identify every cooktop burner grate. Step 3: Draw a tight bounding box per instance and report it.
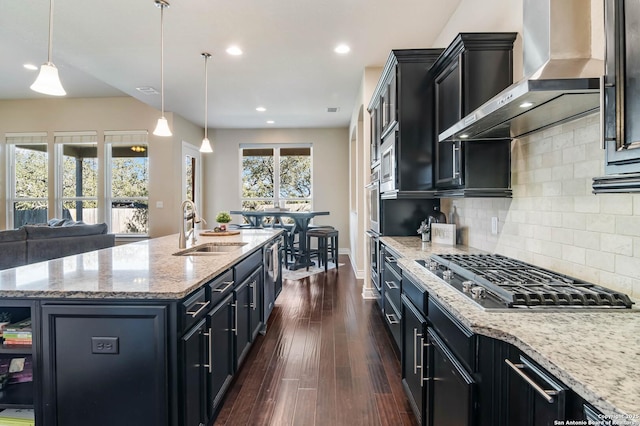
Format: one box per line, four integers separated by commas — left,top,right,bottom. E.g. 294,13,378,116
428,254,634,308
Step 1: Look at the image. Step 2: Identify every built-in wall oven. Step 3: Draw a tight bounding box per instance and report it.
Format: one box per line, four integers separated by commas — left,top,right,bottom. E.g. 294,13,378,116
366,168,380,234
379,127,398,194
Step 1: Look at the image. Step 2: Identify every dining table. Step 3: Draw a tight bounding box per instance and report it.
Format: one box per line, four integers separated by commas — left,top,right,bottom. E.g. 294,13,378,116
230,210,330,270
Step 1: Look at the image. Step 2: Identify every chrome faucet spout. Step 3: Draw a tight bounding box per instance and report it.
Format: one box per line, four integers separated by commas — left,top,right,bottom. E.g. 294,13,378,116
179,200,202,249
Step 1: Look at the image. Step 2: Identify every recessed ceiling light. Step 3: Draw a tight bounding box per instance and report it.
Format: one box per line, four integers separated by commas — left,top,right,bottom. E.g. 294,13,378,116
334,44,350,54
519,101,534,108
226,46,243,56
266,120,275,124
23,64,38,71
256,106,266,112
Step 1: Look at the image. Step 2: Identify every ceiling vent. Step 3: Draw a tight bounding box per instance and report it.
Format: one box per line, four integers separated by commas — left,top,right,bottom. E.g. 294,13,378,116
327,107,340,113
136,86,160,95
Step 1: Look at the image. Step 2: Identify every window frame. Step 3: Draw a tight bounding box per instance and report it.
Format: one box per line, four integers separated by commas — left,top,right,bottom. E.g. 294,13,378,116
239,143,313,211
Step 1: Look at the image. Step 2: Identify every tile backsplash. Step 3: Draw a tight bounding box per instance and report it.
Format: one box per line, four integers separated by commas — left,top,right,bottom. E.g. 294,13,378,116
441,114,640,298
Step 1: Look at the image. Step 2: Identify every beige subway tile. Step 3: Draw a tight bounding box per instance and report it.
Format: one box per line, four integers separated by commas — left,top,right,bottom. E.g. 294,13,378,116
573,196,600,214
562,245,586,264
586,249,615,272
586,214,616,233
525,238,543,254
552,131,575,150
573,230,600,250
633,194,640,215
574,160,602,179
542,181,562,197
635,237,640,257
551,164,574,181
614,216,640,237
600,195,633,215
541,150,563,168
601,233,633,255
538,240,563,259
526,211,543,225
551,197,575,212
573,121,599,144
542,211,564,227
532,225,552,241
551,227,574,244
562,145,586,164
562,178,589,196
615,254,640,279
533,168,553,183
561,212,586,230
599,271,636,297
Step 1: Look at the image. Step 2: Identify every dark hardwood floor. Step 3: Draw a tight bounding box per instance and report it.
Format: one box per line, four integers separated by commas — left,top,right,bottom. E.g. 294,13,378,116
214,255,417,426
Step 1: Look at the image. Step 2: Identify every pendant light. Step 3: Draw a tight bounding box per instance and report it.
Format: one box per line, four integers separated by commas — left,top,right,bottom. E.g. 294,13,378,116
200,53,213,153
153,0,172,137
30,0,66,96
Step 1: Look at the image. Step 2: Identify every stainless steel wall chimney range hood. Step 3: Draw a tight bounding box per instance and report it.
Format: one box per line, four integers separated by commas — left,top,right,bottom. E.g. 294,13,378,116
439,0,603,142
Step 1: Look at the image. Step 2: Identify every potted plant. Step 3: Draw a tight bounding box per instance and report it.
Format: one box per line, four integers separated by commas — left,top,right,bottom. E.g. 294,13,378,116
417,220,430,242
215,211,232,232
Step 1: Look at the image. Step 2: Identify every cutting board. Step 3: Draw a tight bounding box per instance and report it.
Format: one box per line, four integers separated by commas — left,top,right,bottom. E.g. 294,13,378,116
199,230,241,236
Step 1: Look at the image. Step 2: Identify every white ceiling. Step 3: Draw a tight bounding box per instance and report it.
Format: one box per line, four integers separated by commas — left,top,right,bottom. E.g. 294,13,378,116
0,0,462,129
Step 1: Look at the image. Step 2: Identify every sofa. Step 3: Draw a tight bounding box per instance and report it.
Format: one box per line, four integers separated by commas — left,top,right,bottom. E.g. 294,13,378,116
0,219,115,270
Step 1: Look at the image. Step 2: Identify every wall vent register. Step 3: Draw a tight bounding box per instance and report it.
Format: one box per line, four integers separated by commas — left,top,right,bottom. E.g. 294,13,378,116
416,254,634,311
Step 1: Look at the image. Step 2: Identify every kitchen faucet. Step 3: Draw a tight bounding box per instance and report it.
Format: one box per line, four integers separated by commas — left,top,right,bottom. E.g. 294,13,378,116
179,200,204,249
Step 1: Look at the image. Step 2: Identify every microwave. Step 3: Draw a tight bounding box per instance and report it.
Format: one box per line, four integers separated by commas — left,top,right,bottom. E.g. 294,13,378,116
379,128,397,193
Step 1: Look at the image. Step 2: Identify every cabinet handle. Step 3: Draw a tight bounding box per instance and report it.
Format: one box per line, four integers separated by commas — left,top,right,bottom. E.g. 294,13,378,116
419,335,425,388
385,280,399,290
186,301,210,318
385,313,399,324
452,144,460,178
250,280,257,310
504,359,558,403
213,280,234,293
413,328,419,375
232,302,238,336
203,328,212,373
384,256,396,263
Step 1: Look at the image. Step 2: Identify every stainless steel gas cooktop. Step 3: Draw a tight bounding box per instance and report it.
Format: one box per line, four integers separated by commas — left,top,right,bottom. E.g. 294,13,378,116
416,254,635,311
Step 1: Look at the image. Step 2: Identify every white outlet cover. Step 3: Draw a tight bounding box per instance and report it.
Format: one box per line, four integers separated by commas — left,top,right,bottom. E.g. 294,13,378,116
156,201,164,209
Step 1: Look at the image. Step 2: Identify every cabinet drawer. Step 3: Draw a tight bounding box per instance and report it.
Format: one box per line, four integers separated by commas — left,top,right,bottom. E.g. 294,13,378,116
209,269,234,306
384,294,402,350
383,265,401,313
235,250,263,285
428,297,475,372
382,249,401,277
402,272,427,315
181,287,209,332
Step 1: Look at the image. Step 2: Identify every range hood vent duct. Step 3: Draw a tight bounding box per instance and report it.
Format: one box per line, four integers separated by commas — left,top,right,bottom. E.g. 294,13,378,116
440,0,603,142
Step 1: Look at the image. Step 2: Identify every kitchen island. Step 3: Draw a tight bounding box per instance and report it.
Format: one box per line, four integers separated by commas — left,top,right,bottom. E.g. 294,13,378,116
0,228,284,426
381,236,640,425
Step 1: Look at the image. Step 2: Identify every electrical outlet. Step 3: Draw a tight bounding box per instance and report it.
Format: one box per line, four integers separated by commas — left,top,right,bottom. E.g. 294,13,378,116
491,217,498,235
91,337,119,354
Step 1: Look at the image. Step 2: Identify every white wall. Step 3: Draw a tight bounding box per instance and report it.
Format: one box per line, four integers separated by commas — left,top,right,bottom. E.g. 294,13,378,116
204,127,350,253
0,97,202,238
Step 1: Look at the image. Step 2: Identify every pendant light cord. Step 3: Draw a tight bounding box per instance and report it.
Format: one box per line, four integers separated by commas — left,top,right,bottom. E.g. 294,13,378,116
160,3,165,116
203,53,210,140
47,0,54,64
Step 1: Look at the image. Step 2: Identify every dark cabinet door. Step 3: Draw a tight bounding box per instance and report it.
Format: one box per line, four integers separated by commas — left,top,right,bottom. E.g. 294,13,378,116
234,279,251,369
428,328,476,426
41,304,168,426
248,266,263,341
435,59,463,188
504,350,567,426
401,295,427,425
182,318,208,426
207,294,234,419
603,0,640,174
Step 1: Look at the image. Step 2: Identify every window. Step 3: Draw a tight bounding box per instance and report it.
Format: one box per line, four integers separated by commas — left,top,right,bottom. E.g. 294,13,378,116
55,132,98,224
105,131,149,236
7,133,49,228
240,145,312,213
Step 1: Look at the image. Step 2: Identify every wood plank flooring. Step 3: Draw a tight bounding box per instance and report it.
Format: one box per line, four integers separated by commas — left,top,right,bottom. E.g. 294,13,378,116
214,255,418,426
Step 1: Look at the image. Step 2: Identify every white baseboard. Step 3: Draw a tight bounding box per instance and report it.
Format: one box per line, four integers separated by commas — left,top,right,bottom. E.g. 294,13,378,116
361,287,379,300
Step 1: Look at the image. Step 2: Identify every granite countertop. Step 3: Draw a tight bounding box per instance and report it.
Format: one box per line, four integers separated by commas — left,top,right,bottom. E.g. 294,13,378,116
381,236,640,425
0,229,283,300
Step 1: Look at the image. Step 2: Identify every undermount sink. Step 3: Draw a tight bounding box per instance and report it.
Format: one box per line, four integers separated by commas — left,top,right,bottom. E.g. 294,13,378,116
173,242,247,256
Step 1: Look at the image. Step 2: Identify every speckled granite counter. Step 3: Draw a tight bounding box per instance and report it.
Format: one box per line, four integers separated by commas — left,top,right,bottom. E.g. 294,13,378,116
381,236,640,424
0,229,283,300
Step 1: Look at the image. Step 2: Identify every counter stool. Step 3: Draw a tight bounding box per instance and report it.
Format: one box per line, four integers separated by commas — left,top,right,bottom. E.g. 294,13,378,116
306,227,338,271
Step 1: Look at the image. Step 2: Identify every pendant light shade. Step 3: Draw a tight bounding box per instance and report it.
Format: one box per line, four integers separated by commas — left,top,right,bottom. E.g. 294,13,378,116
31,0,66,96
153,0,172,137
200,52,213,153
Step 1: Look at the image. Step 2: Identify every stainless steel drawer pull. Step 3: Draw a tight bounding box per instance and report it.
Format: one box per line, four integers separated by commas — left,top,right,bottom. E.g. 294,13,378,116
505,359,558,403
385,280,399,290
250,280,257,310
231,302,238,335
203,328,213,373
186,301,210,317
413,329,419,374
213,280,234,293
385,313,399,324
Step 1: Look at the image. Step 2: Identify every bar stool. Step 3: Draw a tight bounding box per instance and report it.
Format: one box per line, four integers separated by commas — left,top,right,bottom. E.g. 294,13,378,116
306,227,338,271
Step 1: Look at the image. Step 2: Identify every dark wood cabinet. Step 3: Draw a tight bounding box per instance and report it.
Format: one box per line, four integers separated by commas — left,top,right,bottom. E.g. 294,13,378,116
368,49,443,197
401,293,427,425
182,318,208,426
594,0,640,191
207,293,234,418
248,266,263,341
431,33,516,197
41,304,168,426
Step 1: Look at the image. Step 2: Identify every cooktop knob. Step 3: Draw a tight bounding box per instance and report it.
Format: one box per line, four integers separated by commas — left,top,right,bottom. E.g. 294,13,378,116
471,286,486,299
429,260,439,270
462,281,474,293
442,270,453,280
